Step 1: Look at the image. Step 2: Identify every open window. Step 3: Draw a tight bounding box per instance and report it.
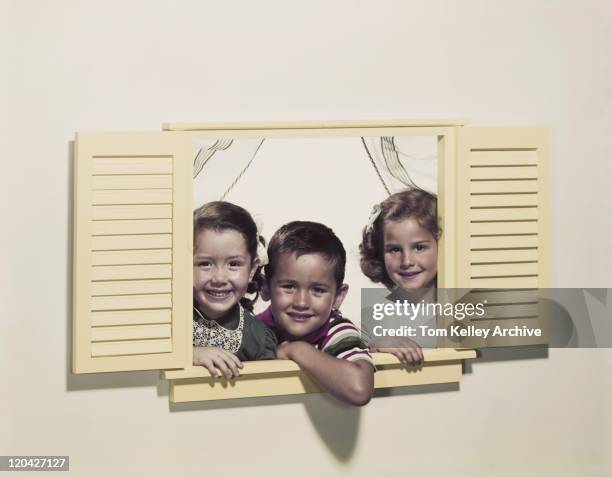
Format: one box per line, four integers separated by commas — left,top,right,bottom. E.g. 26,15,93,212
72,120,548,402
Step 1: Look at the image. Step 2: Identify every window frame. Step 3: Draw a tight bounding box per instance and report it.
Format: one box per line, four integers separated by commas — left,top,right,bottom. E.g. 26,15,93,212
160,119,474,402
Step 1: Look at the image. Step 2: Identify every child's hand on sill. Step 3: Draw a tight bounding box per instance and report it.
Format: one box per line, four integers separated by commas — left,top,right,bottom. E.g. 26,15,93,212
276,340,310,360
373,341,424,366
193,346,243,379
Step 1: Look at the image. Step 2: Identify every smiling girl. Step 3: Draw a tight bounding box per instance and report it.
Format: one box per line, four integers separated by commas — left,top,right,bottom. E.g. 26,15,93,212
192,202,276,379
359,189,441,365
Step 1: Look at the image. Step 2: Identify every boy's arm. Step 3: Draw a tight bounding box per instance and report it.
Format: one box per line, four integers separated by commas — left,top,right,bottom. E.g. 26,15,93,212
277,341,374,406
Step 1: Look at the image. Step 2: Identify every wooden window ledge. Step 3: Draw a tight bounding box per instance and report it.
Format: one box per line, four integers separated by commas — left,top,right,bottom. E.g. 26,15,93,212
161,349,476,403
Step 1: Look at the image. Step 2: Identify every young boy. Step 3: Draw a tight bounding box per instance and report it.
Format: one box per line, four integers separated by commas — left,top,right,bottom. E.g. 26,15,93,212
257,221,374,406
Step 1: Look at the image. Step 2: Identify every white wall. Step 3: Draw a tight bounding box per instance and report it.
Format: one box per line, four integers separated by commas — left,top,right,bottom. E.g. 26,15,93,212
2,1,611,476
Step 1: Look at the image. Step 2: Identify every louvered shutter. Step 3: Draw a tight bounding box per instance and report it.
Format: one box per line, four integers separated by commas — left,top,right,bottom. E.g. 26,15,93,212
73,133,192,373
455,127,549,346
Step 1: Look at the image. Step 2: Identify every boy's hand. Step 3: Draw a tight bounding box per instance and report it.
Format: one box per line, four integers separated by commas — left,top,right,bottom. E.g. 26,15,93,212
193,346,243,379
374,340,424,366
276,341,310,360
278,340,374,406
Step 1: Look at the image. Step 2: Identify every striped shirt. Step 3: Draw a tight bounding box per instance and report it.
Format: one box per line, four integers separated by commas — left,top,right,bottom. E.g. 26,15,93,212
256,307,374,367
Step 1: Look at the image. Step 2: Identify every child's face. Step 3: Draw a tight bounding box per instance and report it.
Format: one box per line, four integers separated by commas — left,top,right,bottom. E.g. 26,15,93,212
383,217,438,289
267,252,348,337
193,229,257,320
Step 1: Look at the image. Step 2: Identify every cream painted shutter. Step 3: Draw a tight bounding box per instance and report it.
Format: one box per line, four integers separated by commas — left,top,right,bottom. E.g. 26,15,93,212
73,132,192,373
455,127,549,346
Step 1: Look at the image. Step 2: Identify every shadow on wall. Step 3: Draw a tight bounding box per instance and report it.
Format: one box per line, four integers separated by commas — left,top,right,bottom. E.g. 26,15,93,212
167,392,364,462
66,141,74,389
462,297,582,373
65,141,74,389
464,346,549,374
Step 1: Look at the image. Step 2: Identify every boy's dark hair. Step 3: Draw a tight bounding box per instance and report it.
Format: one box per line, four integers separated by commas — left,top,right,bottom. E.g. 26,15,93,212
265,221,346,289
193,201,264,311
359,189,440,289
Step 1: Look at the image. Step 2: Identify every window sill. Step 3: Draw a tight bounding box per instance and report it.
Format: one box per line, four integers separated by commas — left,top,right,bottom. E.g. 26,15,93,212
162,348,477,403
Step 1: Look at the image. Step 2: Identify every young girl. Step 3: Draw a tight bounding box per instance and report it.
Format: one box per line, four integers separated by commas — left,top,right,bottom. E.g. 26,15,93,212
359,189,440,365
193,201,276,379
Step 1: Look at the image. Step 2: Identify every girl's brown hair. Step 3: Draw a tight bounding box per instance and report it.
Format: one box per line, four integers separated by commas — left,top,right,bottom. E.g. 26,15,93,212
359,189,440,288
193,201,264,311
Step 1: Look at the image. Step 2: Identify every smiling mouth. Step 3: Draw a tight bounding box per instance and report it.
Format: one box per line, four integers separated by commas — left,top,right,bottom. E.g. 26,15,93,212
205,290,232,300
287,312,314,322
398,270,422,278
